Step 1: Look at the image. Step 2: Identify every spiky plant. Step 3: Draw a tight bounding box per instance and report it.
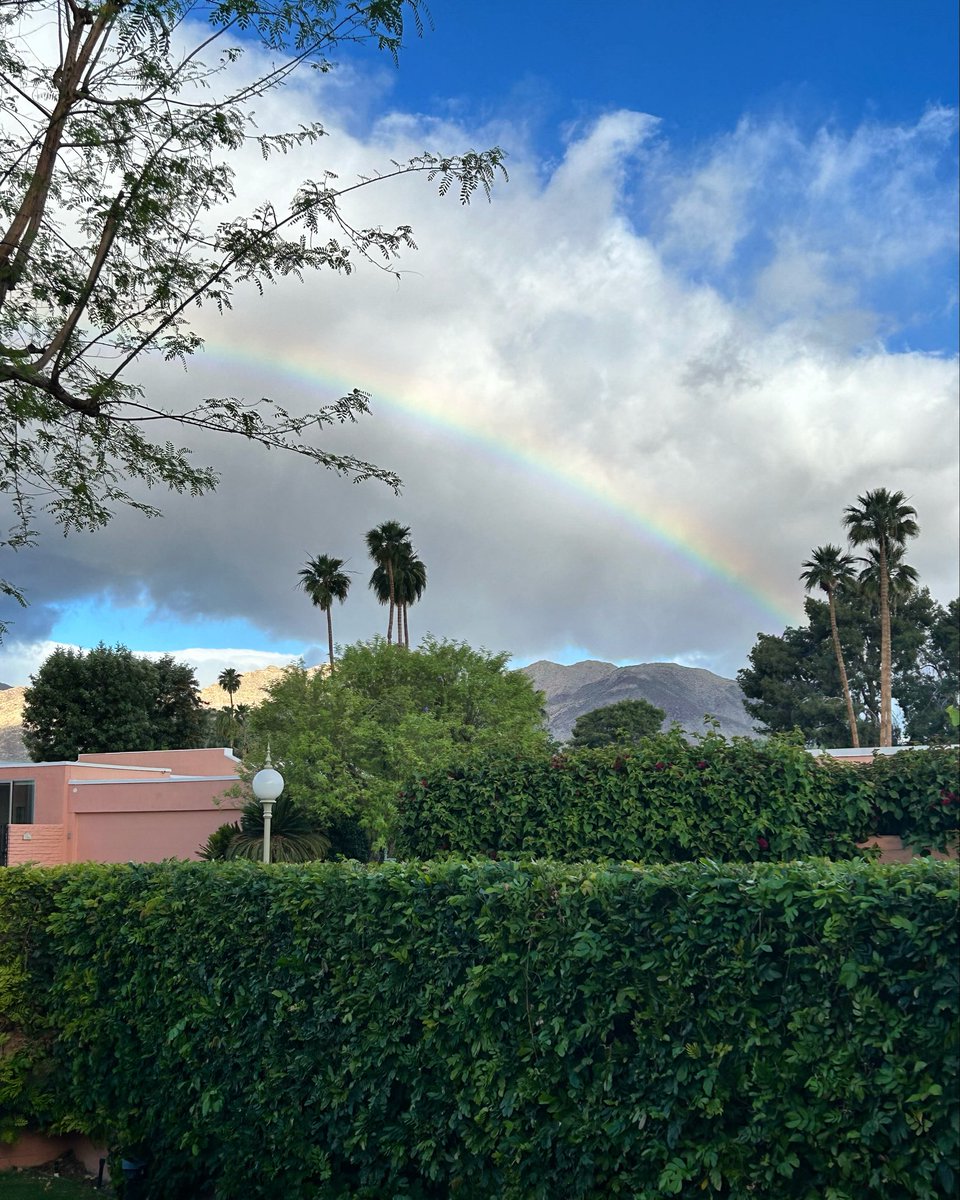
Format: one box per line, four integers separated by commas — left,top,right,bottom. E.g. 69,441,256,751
227,794,331,863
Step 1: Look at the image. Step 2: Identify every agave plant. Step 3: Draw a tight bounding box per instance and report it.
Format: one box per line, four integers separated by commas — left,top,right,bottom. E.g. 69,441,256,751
227,794,331,863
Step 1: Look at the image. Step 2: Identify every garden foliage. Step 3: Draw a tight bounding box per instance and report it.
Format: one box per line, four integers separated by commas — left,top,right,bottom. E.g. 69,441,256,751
396,731,960,861
1,858,957,1199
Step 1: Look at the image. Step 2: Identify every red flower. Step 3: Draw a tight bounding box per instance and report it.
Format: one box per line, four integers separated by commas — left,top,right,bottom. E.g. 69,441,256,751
696,760,708,770
654,762,667,771
757,836,769,851
942,795,953,806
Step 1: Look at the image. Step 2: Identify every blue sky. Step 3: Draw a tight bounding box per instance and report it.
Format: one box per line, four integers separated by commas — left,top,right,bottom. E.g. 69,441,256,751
2,0,958,688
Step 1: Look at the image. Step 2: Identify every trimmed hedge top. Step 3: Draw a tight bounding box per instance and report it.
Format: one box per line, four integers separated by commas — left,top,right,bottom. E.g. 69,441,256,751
396,732,960,861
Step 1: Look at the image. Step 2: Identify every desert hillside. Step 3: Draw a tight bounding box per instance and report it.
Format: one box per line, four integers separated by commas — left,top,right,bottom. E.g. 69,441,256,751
520,659,756,742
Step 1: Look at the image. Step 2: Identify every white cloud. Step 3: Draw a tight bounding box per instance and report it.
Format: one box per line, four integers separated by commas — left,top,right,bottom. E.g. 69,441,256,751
2,34,957,683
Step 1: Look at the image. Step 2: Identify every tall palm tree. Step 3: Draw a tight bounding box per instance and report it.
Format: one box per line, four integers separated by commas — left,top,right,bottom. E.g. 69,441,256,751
365,521,411,644
800,545,860,747
298,554,352,668
858,544,919,616
843,489,919,746
394,548,427,649
218,667,242,715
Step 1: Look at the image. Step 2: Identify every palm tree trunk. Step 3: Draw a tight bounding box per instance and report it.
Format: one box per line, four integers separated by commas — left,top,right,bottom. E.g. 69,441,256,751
827,586,859,747
326,606,335,669
403,603,409,648
386,561,395,644
879,541,892,745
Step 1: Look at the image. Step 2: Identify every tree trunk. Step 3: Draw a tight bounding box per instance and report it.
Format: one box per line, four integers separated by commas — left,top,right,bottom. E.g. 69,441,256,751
386,561,395,644
326,606,335,669
879,540,892,746
827,586,859,747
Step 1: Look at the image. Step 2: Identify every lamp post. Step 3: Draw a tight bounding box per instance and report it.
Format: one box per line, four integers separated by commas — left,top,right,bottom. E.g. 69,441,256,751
252,750,284,864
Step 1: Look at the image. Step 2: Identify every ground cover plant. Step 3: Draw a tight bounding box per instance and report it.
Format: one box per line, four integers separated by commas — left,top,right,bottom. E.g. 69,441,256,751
1,857,957,1199
396,731,959,861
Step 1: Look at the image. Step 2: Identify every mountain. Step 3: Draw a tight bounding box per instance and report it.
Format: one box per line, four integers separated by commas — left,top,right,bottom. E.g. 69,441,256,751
520,659,757,743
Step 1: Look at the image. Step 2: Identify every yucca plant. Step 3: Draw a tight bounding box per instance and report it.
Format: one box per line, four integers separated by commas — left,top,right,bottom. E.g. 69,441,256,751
227,795,331,863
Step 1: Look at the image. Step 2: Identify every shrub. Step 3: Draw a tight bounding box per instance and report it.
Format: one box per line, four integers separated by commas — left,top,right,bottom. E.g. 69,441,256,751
1,858,957,1199
396,732,959,862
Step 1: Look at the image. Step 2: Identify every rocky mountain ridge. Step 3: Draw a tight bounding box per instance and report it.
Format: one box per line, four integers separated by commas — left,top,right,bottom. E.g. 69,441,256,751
520,659,756,742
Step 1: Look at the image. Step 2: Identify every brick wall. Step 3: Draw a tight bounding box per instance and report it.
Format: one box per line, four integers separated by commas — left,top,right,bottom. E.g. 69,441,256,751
4,824,65,866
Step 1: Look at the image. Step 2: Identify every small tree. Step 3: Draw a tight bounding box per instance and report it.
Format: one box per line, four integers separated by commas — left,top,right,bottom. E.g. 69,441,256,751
23,643,206,760
298,554,352,667
569,698,666,749
227,795,331,863
218,669,243,715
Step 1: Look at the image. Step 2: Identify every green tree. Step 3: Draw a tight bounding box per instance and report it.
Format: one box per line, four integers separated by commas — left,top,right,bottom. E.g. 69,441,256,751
843,489,919,745
298,553,352,667
894,596,960,742
246,637,549,842
0,0,506,639
738,587,948,747
217,668,242,716
22,643,206,760
365,521,411,644
800,544,860,747
569,698,666,749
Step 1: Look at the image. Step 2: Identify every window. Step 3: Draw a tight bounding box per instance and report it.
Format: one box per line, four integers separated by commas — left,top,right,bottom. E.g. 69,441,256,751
0,780,35,824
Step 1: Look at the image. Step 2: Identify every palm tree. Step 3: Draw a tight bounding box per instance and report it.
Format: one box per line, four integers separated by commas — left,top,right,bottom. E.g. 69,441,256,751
218,667,242,715
843,489,919,746
227,795,331,863
858,544,919,616
800,545,860,747
298,554,352,667
365,521,411,644
394,548,427,649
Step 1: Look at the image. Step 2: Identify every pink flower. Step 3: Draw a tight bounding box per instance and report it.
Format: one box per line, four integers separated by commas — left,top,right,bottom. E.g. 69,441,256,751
757,837,769,851
654,762,667,771
696,760,708,770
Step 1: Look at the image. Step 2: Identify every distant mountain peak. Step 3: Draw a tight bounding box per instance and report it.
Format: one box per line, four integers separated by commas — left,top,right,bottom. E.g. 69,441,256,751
520,659,756,743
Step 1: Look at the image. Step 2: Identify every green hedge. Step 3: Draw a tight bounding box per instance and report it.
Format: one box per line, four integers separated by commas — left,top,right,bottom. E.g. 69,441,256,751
2,858,958,1199
396,733,960,861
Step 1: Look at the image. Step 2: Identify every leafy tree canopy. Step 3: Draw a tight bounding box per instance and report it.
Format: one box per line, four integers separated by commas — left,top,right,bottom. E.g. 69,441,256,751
245,636,549,841
22,643,206,760
0,0,505,636
569,697,666,749
739,587,958,747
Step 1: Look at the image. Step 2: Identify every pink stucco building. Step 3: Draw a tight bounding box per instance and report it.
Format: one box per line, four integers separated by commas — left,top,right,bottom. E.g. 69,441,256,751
0,747,243,867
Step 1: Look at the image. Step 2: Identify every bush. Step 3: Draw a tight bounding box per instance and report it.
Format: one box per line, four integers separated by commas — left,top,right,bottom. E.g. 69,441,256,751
1,858,957,1199
396,732,959,862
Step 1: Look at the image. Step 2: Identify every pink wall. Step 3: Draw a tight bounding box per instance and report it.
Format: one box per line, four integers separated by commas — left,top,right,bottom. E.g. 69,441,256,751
1,749,243,866
78,747,241,774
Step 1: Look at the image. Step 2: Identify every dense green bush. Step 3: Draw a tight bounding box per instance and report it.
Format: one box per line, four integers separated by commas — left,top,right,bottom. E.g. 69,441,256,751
396,732,959,861
1,858,957,1199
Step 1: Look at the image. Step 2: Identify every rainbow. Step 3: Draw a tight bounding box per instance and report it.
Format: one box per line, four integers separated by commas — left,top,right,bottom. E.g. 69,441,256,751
197,341,798,630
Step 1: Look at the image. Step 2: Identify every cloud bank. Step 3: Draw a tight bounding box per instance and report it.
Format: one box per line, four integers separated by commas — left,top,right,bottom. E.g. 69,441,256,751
2,48,957,687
